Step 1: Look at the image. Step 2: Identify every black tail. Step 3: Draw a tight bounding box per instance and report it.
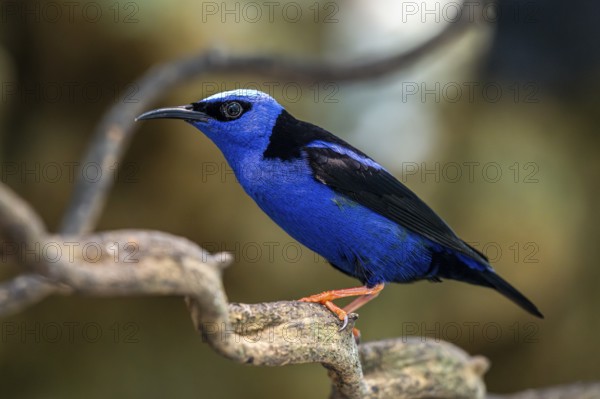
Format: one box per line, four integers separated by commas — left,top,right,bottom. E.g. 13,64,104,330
478,269,544,318
436,254,544,318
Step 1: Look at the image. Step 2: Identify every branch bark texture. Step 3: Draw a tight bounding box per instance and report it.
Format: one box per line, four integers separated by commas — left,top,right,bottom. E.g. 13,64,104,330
2,183,597,398
1,183,488,398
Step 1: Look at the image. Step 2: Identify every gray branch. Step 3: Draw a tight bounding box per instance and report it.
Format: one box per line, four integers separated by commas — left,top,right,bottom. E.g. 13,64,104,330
2,183,598,398
2,182,487,398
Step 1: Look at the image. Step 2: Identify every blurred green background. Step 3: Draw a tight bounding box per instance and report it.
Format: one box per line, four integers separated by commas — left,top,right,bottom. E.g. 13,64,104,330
1,0,599,397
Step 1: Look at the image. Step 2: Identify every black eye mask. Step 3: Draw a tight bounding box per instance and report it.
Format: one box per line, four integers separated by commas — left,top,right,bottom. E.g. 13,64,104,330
191,100,252,122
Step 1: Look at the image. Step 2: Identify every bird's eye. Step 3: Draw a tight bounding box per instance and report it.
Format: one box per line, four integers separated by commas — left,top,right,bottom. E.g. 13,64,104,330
220,101,243,120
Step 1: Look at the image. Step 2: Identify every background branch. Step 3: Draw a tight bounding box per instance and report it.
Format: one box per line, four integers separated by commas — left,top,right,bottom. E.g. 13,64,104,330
58,11,472,237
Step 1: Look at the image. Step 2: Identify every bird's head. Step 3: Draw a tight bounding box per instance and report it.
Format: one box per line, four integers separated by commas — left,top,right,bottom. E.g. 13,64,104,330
136,89,283,159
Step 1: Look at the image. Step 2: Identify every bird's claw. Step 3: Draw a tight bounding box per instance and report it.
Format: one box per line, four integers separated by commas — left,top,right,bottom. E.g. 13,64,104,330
298,285,383,335
299,296,351,331
339,314,349,331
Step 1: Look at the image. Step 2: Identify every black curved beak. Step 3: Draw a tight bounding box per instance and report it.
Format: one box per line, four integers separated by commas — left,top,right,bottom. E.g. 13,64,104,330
135,105,209,122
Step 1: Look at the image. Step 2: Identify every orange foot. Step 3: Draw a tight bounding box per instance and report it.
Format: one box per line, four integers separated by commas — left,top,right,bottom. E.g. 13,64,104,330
299,283,384,331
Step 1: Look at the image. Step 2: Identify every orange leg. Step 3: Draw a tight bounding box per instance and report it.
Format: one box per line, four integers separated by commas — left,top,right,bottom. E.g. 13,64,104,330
342,290,383,314
299,284,384,331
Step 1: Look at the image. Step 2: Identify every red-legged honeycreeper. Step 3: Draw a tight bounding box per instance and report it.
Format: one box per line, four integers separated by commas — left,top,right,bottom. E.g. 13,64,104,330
136,89,543,329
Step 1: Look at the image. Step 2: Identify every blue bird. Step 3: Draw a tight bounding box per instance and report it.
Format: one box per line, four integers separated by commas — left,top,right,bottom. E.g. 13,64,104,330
136,89,543,329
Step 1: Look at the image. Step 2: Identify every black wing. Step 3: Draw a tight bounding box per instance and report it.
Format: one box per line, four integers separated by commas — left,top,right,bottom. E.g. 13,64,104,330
304,145,488,264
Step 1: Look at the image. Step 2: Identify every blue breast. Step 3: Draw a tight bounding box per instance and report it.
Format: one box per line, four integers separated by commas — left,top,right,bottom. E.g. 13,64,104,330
233,154,441,286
